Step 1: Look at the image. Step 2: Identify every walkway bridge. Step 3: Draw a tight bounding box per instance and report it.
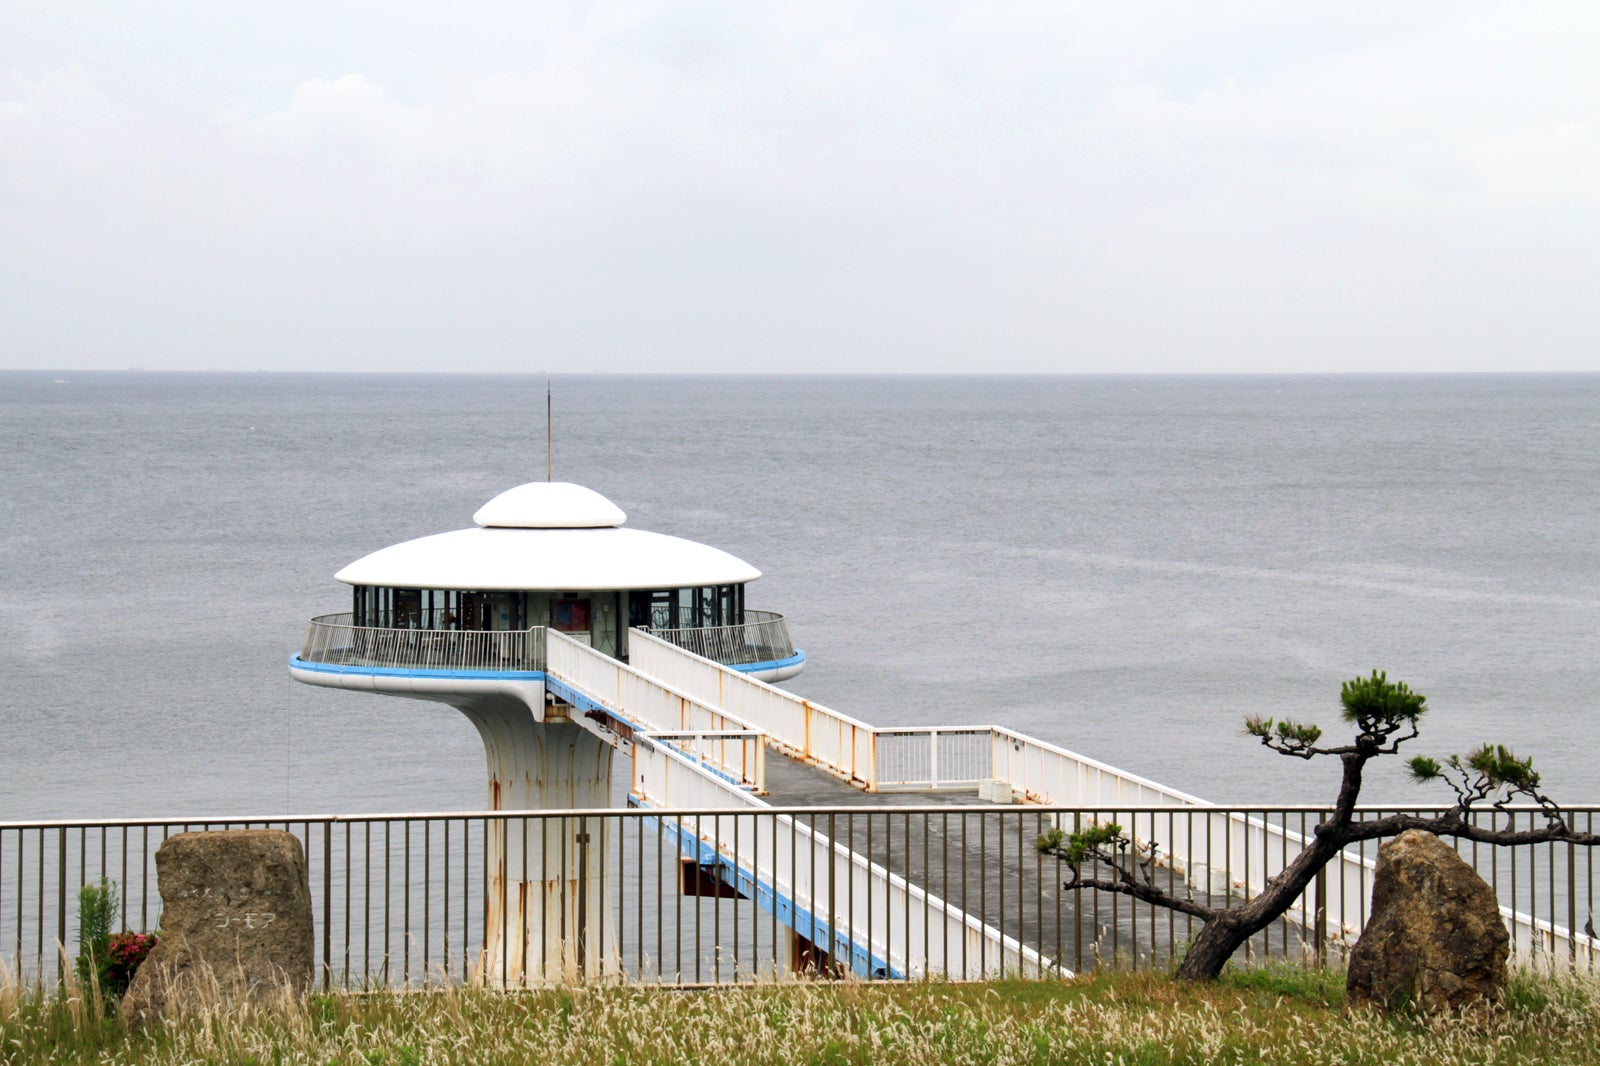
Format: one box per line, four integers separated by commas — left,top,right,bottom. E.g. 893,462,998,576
545,629,1595,977
543,629,1051,978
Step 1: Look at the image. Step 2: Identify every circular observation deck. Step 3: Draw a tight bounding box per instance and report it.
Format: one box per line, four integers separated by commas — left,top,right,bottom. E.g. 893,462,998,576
290,482,805,686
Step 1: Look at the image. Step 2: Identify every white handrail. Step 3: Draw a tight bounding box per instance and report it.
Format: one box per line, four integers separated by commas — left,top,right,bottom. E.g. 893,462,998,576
299,614,546,672
546,630,1051,977
548,631,766,792
631,738,1053,978
623,630,1593,962
645,610,796,665
629,629,878,788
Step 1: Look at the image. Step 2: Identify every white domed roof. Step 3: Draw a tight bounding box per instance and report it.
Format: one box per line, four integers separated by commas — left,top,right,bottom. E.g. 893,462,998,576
336,527,760,590
335,482,761,591
473,482,627,528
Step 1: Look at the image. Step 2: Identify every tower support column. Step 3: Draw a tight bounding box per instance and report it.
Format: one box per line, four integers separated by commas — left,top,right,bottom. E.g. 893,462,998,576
456,700,617,985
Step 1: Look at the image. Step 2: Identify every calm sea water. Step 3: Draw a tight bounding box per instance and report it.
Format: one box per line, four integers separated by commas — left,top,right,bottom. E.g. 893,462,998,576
2,372,1596,818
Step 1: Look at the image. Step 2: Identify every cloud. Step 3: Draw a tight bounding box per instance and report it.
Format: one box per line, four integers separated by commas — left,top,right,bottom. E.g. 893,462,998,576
246,74,405,160
2,2,1599,372
0,65,126,178
1470,122,1600,206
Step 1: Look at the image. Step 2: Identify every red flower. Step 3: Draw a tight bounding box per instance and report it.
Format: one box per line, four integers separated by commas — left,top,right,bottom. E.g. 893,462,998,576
104,930,159,996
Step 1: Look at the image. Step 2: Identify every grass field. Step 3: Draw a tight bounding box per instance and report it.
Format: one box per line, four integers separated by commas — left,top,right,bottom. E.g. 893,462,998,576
4,965,1599,1064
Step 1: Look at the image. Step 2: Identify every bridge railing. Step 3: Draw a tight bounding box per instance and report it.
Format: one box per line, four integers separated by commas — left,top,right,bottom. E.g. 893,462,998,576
299,614,547,673
979,727,1431,959
622,632,1600,962
645,732,766,795
547,631,768,792
628,630,878,788
631,741,1049,981
548,634,1044,978
871,729,993,790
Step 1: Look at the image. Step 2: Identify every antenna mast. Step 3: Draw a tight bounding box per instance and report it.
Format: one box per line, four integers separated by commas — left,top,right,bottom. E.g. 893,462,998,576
546,381,552,482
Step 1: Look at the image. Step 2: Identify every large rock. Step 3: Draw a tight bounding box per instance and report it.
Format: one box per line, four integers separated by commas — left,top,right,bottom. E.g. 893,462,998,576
122,829,314,1020
1346,829,1508,1014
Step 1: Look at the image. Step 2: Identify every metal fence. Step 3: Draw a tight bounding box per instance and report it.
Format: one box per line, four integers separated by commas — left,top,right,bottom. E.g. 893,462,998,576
4,804,1596,989
296,611,796,676
645,611,796,668
872,730,994,791
299,614,548,673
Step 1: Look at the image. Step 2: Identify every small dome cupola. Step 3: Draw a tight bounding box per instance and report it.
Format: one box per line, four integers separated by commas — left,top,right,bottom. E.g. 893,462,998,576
473,482,628,529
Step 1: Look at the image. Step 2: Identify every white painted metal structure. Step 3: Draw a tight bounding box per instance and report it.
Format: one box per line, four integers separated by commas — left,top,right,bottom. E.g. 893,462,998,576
292,481,797,983
544,631,1048,978
473,482,627,528
624,630,1592,963
335,481,761,590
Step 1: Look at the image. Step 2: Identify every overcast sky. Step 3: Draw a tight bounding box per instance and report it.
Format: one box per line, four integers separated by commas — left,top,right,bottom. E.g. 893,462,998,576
3,2,1598,374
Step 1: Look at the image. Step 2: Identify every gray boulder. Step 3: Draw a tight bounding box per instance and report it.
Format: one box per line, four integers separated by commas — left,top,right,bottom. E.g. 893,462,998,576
122,829,314,1021
1346,829,1508,1013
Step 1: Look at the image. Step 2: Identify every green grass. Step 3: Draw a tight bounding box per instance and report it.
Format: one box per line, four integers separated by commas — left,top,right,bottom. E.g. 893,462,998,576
5,966,1600,1064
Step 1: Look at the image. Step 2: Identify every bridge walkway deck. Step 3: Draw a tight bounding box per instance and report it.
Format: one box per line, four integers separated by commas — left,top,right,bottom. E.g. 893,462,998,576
756,748,1308,974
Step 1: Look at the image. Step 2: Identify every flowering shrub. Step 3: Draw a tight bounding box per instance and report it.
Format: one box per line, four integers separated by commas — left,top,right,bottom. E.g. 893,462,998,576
104,931,158,997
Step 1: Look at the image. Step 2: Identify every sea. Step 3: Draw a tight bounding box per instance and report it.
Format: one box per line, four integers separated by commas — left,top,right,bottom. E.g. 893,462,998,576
1,372,1596,820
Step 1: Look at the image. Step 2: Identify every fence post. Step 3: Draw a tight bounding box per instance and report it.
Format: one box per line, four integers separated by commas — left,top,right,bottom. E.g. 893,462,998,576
827,812,837,970
1570,842,1578,963
1071,810,1082,975
576,824,590,980
1313,866,1326,969
56,827,67,985
322,823,332,992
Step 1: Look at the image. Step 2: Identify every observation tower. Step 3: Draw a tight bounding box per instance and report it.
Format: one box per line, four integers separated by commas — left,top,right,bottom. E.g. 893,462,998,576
290,481,804,980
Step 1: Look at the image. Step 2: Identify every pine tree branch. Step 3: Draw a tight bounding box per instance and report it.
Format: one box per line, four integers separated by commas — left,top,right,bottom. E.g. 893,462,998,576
1057,870,1218,920
1336,811,1597,848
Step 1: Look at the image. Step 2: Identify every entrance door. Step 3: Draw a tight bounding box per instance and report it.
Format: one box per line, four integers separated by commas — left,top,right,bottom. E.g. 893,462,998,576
394,589,422,629
627,589,675,630
459,592,492,631
591,593,618,658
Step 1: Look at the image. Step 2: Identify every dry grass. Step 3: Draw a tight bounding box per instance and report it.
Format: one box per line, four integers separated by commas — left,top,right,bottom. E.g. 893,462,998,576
4,962,1600,1064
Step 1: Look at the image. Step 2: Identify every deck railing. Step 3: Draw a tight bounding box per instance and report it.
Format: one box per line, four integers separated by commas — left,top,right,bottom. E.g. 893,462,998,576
645,610,797,667
297,610,798,676
299,614,547,672
4,804,1596,990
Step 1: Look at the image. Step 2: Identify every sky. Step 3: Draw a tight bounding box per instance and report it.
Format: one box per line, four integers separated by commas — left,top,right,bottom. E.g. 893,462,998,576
2,2,1598,374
